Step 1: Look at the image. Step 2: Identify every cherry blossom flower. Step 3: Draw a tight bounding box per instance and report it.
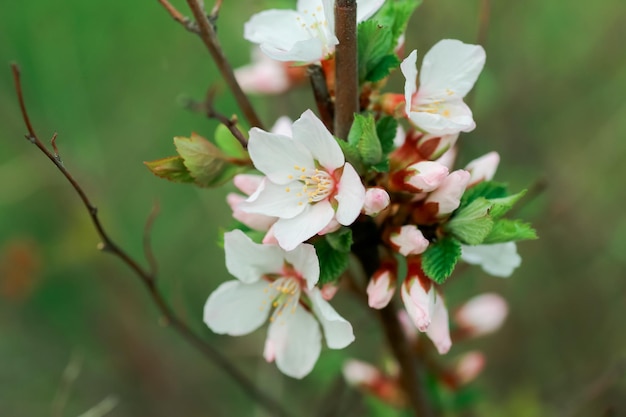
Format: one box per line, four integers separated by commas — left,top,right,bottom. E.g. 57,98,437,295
204,230,354,379
241,109,365,251
227,174,277,232
244,0,384,63
400,39,486,136
363,187,390,216
403,161,449,193
367,262,397,309
390,225,429,256
465,151,500,186
455,293,509,337
425,169,471,217
460,242,521,277
454,351,486,385
235,48,308,95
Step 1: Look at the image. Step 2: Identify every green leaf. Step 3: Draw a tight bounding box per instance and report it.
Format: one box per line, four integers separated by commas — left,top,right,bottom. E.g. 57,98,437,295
446,198,494,245
488,189,527,219
366,54,401,82
174,133,241,187
356,114,383,164
371,159,390,173
376,116,398,155
337,139,365,174
357,20,394,83
483,219,538,243
214,124,247,159
460,181,508,209
373,0,422,47
313,237,350,285
325,227,353,253
422,236,462,284
144,155,195,183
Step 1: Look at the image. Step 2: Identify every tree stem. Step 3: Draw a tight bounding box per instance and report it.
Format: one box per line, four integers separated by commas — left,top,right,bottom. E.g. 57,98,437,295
334,0,358,139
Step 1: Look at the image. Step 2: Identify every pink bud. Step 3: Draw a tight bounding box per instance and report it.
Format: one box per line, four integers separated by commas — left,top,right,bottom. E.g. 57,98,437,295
434,146,458,170
455,351,486,385
367,266,396,309
363,187,390,216
400,261,435,331
425,169,471,216
465,151,500,186
233,174,264,196
404,161,449,192
425,294,452,354
342,359,380,387
227,193,277,231
320,283,339,301
455,293,509,338
390,225,429,256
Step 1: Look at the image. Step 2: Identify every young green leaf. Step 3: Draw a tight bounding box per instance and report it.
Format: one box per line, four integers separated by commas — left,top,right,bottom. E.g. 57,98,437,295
357,20,395,83
373,0,422,47
355,114,383,165
446,197,494,245
488,189,527,219
460,181,508,209
376,116,398,155
214,124,248,159
483,219,538,243
313,237,350,284
144,155,195,183
421,236,462,284
325,227,353,253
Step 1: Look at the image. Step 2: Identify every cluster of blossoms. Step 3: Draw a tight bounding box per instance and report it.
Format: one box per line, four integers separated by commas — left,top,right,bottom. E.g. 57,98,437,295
148,0,536,387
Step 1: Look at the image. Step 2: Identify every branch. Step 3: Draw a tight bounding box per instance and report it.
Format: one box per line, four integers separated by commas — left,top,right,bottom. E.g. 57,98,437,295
334,0,358,139
11,63,292,417
157,0,199,33
308,64,335,132
183,0,264,129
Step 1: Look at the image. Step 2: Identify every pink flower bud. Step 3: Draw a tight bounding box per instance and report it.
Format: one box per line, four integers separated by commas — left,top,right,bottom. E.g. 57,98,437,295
455,293,508,338
425,294,452,354
404,161,449,192
401,260,435,331
425,169,471,216
363,187,390,216
434,145,458,170
233,174,264,196
367,265,396,309
390,225,429,256
320,283,339,301
455,351,485,385
342,359,406,407
342,359,380,387
465,151,500,186
227,193,277,231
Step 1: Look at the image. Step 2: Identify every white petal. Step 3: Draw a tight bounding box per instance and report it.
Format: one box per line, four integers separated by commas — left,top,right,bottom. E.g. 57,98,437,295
273,201,335,251
334,163,366,225
419,39,486,99
283,243,320,290
356,0,386,22
425,294,452,354
292,110,344,170
227,193,277,231
267,306,322,379
224,230,285,283
248,128,314,184
203,280,270,336
271,116,294,137
233,174,264,196
461,242,521,277
240,178,308,219
310,288,355,349
244,10,324,62
409,99,475,136
400,50,419,116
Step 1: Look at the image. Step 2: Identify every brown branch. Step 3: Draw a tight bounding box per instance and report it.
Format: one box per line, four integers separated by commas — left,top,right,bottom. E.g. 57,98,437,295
157,0,199,33
11,63,292,417
308,65,334,132
184,0,264,129
334,0,358,140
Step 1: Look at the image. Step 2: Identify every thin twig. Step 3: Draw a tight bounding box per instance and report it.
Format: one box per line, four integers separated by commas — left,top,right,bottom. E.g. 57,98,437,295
308,65,334,132
334,0,358,140
11,63,292,417
143,201,160,279
157,0,199,33
209,0,223,22
184,0,264,129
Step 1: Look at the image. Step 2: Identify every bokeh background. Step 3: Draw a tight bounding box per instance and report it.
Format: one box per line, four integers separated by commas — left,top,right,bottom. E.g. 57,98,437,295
1,0,625,416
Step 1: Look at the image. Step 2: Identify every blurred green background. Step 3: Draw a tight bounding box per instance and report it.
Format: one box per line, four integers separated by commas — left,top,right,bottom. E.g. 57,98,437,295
1,0,625,416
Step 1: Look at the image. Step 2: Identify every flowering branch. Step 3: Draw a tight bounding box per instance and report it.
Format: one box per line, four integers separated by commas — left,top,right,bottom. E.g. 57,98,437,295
308,64,334,132
10,63,291,417
334,0,358,139
158,0,264,129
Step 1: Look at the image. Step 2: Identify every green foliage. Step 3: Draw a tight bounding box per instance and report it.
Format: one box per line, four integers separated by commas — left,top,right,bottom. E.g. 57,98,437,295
357,20,400,83
325,227,353,253
483,219,538,243
489,189,527,219
337,138,366,174
446,197,494,244
345,113,398,173
459,181,508,209
421,236,462,284
144,155,195,183
351,113,383,165
313,236,350,285
376,116,398,154
373,0,422,47
214,124,247,159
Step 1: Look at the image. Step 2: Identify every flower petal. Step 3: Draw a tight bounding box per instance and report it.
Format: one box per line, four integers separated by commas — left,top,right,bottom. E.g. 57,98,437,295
292,110,344,170
203,280,270,336
400,50,418,116
283,243,320,290
310,288,355,349
460,242,521,277
240,178,308,219
224,230,285,283
248,128,315,184
334,163,366,225
409,99,475,135
419,39,486,99
356,0,386,22
273,200,335,251
425,294,452,354
267,305,322,378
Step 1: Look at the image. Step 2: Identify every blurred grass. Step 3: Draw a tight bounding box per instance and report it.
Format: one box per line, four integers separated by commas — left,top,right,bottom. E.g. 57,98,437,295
1,0,626,416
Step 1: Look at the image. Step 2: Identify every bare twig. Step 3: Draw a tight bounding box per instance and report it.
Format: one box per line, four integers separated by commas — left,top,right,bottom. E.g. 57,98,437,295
308,65,334,132
334,0,358,140
143,201,160,279
157,0,199,33
11,63,292,417
208,0,223,21
183,0,264,129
